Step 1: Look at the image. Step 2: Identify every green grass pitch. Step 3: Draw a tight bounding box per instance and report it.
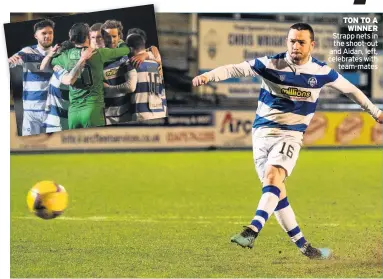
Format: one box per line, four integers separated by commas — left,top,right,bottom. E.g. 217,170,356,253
10,150,382,278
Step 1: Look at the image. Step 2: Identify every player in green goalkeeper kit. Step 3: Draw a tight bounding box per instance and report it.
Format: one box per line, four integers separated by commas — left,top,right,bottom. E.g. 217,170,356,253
42,23,148,129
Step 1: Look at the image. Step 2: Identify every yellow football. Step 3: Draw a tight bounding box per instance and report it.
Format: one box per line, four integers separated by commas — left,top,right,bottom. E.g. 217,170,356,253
26,181,68,220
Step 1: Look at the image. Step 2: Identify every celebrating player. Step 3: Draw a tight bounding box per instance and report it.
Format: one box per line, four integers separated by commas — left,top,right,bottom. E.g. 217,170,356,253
8,19,56,136
44,68,70,132
48,23,134,129
101,21,162,123
42,41,74,132
127,27,163,80
126,34,166,121
101,20,136,124
192,22,383,259
89,23,105,49
101,20,126,49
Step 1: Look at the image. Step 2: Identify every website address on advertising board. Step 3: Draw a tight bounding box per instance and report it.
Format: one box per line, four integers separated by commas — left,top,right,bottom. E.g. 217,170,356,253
61,134,160,144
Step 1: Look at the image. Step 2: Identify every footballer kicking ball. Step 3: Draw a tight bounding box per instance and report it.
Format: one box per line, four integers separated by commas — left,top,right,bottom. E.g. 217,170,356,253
26,181,68,220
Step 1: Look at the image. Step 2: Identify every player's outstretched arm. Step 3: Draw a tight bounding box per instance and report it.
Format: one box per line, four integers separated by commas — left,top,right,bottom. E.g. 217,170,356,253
192,61,256,87
328,73,383,123
61,47,96,85
40,44,60,71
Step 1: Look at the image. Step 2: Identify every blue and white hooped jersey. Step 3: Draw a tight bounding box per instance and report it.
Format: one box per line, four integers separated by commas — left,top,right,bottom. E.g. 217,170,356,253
44,69,70,131
248,52,338,136
103,56,134,89
204,51,380,139
11,45,53,111
132,60,167,121
103,55,136,121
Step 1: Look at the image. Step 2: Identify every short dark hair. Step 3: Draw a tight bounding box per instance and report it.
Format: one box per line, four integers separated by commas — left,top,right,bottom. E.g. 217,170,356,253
58,40,74,53
101,20,123,38
127,28,147,43
69,23,90,44
289,23,315,41
90,23,103,32
126,34,145,51
33,19,55,33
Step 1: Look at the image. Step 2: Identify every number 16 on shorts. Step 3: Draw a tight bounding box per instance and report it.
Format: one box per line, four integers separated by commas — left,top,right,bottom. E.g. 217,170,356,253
253,136,302,180
269,138,301,177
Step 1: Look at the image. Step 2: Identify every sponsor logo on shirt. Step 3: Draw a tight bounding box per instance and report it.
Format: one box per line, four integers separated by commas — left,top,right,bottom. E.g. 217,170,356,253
105,68,119,78
281,87,311,98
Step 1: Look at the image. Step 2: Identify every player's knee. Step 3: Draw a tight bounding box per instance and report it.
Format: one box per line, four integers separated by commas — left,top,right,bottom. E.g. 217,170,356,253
264,172,279,184
264,165,286,185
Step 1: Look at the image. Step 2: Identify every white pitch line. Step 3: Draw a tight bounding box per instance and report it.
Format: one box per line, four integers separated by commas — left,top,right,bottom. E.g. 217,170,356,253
12,215,344,227
13,215,252,221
